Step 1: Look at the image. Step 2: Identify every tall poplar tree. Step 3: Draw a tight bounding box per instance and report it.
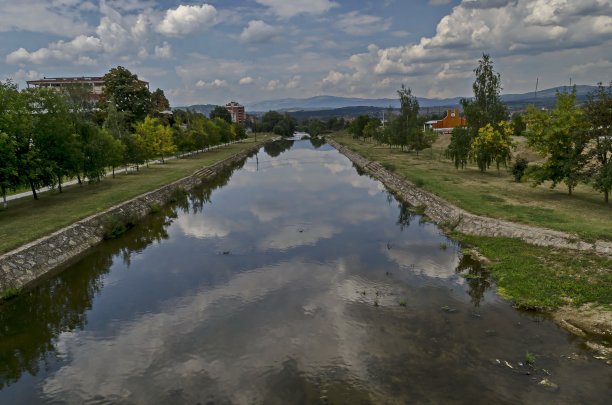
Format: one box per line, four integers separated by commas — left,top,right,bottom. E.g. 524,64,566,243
461,54,508,134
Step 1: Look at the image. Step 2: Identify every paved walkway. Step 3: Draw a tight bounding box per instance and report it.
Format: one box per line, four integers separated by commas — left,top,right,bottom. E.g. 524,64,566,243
5,140,246,203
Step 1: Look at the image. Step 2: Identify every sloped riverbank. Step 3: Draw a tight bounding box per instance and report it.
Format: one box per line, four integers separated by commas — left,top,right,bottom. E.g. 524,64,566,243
329,138,611,351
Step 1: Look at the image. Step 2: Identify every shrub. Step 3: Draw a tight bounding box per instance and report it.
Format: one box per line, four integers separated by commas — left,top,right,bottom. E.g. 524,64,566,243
1,288,18,300
511,157,529,182
382,162,396,172
149,202,161,214
414,178,425,187
102,215,127,239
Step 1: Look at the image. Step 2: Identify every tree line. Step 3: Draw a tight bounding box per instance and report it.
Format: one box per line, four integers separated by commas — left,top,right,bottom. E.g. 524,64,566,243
0,66,247,208
444,54,611,203
335,53,610,203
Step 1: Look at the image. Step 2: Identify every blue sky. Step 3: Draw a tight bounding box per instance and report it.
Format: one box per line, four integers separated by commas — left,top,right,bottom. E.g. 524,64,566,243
0,0,610,106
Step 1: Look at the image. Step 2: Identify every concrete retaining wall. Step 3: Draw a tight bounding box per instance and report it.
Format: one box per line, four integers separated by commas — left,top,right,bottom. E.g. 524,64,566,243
329,139,612,256
0,142,264,292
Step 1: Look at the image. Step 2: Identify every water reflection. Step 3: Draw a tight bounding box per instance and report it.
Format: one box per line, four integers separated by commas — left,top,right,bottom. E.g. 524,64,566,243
455,254,492,307
0,140,609,404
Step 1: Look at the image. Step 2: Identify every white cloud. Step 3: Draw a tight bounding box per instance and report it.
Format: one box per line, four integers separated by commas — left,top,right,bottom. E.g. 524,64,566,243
154,42,172,59
239,20,281,44
0,1,91,36
195,79,228,88
286,75,301,89
372,0,612,75
6,35,101,64
314,0,611,100
337,11,392,36
157,4,217,36
239,76,254,85
266,79,281,91
255,0,338,18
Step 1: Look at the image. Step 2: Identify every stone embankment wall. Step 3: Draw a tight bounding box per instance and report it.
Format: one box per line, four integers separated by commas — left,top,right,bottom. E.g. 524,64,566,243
329,139,612,256
0,142,265,292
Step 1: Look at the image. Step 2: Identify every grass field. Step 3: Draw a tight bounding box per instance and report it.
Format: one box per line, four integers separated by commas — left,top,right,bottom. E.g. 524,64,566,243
332,132,612,242
0,135,273,254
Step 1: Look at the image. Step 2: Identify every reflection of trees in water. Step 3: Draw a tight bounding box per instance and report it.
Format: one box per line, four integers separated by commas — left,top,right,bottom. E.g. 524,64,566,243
396,202,415,231
0,154,254,390
188,156,249,215
263,139,293,158
455,254,492,307
0,210,172,389
308,136,326,149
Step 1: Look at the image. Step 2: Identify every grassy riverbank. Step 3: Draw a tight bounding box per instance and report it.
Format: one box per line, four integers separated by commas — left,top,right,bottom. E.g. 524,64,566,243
332,132,611,242
456,234,612,310
331,132,612,315
0,135,272,254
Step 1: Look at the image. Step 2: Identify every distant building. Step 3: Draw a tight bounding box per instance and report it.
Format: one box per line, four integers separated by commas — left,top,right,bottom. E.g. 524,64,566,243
425,108,466,133
26,76,149,102
225,101,245,124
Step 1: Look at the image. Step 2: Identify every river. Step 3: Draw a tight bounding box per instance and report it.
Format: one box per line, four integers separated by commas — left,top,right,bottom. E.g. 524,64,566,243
0,139,609,403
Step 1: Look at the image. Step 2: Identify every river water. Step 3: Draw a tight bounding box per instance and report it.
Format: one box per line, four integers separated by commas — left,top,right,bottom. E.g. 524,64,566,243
0,139,609,404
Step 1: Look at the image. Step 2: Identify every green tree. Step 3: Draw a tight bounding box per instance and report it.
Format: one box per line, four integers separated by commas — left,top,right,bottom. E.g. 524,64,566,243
261,111,284,132
583,82,612,203
414,128,439,156
210,105,232,123
397,85,423,152
101,66,152,125
134,116,176,165
469,122,515,172
461,54,508,135
158,122,176,163
29,88,82,192
214,117,234,143
204,118,221,146
445,126,472,169
349,115,371,139
525,88,589,195
233,123,247,140
511,112,526,136
0,81,30,200
150,88,170,114
363,119,381,142
0,132,17,208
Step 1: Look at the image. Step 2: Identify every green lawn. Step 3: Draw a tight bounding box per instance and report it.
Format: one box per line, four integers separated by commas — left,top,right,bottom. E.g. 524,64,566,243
457,234,612,310
332,132,612,242
0,135,272,254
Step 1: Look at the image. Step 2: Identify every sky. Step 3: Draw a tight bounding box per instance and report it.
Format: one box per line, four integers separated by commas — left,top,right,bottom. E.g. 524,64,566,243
0,0,610,106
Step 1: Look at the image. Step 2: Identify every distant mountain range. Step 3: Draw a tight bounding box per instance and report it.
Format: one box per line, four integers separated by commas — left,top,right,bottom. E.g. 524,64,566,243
245,85,596,112
175,85,597,119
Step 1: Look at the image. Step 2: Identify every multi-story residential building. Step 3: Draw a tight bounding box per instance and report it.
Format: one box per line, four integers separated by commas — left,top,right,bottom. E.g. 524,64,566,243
26,76,149,102
225,101,246,124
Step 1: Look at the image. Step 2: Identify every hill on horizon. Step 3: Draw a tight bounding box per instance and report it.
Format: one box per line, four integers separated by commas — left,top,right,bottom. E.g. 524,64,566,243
175,85,597,117
244,85,596,112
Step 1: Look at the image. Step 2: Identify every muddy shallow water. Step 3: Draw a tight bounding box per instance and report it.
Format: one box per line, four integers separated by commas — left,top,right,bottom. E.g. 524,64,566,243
0,139,609,404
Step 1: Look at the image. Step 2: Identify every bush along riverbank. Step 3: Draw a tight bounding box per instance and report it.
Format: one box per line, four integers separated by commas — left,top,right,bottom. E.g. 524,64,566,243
329,138,612,359
0,136,275,296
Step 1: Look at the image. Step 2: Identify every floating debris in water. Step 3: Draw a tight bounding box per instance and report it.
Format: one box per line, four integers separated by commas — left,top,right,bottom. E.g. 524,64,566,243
441,305,458,313
537,378,559,392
